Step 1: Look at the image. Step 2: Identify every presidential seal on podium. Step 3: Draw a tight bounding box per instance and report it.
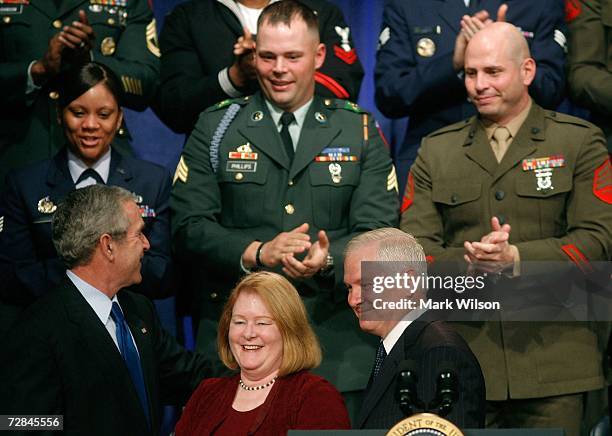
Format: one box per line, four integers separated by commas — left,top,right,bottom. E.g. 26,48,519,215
386,413,464,436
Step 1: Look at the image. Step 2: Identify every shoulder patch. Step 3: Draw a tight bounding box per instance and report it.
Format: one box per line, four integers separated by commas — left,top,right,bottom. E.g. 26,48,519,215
325,99,366,113
206,96,251,113
428,118,472,138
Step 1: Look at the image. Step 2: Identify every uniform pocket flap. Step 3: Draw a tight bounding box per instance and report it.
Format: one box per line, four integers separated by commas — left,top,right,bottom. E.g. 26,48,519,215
309,162,360,186
432,180,481,205
516,174,572,198
218,161,268,185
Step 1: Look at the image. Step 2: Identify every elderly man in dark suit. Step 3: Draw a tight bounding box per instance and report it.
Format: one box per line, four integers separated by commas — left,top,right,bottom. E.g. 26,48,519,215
0,185,209,436
344,228,485,429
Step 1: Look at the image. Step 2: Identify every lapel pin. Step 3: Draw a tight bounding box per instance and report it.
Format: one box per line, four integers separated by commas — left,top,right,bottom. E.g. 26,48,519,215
251,111,264,122
315,112,327,123
141,327,147,334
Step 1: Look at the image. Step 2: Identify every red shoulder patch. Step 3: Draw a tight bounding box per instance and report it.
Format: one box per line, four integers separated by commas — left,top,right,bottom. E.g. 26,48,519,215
565,0,581,22
593,157,612,204
334,45,358,65
400,172,415,213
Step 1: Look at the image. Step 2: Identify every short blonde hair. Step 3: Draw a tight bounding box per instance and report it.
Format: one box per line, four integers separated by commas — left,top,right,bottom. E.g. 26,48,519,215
217,272,322,376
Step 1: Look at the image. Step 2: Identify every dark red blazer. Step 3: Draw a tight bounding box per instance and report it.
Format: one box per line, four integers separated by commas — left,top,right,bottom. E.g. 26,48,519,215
175,370,350,435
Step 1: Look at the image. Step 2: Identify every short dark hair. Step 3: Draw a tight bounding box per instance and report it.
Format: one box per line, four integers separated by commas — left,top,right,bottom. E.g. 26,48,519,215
52,185,134,269
257,0,319,35
57,62,124,111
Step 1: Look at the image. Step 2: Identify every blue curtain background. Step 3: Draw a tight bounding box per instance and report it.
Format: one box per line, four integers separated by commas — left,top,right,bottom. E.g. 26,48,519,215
125,0,407,173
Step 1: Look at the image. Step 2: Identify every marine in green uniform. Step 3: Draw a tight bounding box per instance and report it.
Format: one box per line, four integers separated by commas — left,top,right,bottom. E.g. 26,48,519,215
171,1,398,421
568,0,612,152
400,23,612,435
0,0,160,188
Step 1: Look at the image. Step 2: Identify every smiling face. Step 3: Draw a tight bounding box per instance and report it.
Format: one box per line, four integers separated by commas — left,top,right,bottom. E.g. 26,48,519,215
464,24,535,125
229,289,283,382
113,200,149,289
62,82,123,166
255,17,325,112
345,242,397,339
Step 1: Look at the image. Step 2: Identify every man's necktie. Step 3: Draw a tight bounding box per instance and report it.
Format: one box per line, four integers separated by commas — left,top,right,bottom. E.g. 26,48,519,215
110,302,150,427
280,112,296,162
492,126,511,162
372,340,387,380
76,168,105,185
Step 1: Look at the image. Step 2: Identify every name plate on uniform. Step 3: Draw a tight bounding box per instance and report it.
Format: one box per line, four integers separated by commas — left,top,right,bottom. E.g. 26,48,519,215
226,161,257,172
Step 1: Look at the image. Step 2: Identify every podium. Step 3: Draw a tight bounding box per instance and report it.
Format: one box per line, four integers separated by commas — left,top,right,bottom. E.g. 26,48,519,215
289,430,565,436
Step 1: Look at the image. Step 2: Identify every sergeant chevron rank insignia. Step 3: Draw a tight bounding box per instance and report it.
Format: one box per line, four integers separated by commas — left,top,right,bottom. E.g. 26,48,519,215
173,155,189,184
387,166,398,192
146,19,160,58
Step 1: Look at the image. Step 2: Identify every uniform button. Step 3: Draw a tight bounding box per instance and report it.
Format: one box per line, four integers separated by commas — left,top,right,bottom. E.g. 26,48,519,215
497,214,506,225
288,179,294,186
210,292,218,300
468,131,475,138
107,18,116,25
495,190,505,201
235,173,243,181
285,204,295,215
3,16,11,24
531,127,540,134
48,91,59,100
450,194,458,204
52,19,62,29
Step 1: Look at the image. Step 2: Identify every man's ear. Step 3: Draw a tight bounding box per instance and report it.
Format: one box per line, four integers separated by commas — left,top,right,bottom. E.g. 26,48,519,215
521,57,536,86
314,43,326,70
100,233,114,261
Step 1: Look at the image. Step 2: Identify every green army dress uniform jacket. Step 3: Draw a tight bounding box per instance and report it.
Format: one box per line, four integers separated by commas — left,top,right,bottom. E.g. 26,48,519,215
171,92,399,392
568,0,612,151
0,0,160,187
400,103,612,400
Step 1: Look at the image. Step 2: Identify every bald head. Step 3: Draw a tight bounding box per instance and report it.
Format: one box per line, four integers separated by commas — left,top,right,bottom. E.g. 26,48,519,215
464,22,536,125
468,22,530,66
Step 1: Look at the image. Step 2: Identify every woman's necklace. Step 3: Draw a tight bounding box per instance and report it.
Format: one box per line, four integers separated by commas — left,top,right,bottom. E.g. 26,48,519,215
238,377,277,391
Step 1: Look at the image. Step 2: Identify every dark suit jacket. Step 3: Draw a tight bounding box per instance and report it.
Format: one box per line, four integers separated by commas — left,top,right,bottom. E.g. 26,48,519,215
0,148,174,305
0,279,210,436
357,315,485,429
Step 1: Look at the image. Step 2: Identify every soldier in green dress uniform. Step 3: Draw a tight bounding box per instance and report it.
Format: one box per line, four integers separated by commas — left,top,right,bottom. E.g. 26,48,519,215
171,0,399,422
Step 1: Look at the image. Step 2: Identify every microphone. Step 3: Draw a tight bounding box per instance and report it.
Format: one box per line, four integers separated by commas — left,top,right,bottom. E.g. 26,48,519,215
430,363,458,417
396,359,424,417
